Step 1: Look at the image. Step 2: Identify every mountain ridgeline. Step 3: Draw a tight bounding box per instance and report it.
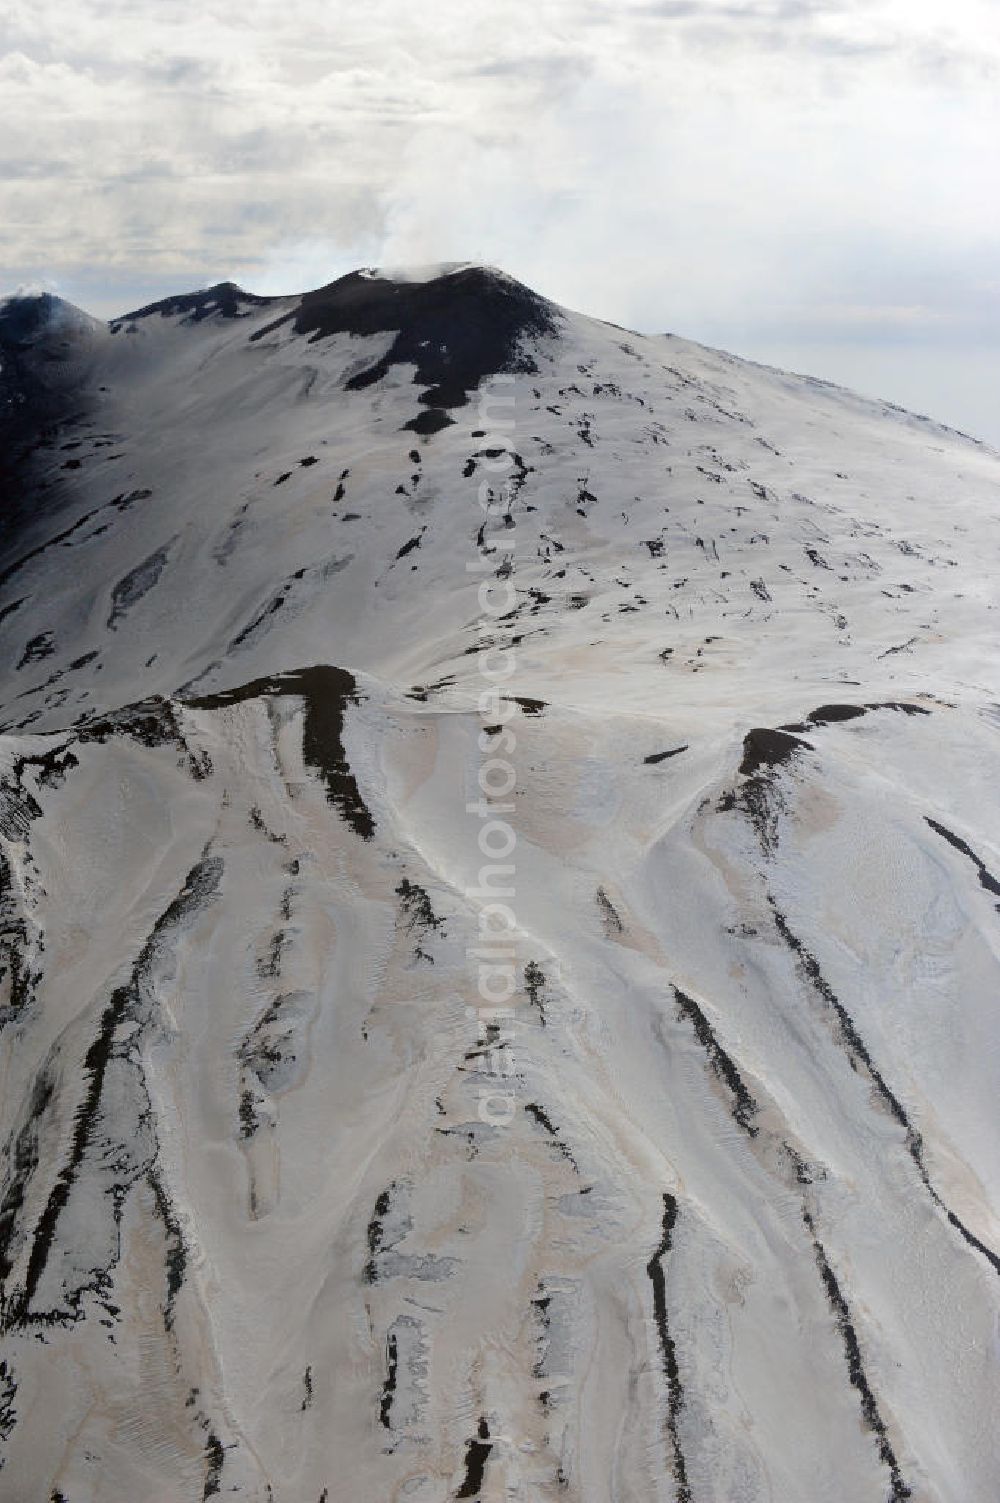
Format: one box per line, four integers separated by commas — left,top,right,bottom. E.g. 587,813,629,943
0,264,998,1501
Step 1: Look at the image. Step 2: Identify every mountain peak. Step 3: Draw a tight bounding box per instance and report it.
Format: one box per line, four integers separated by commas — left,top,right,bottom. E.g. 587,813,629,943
249,263,560,431
111,281,274,328
0,290,102,351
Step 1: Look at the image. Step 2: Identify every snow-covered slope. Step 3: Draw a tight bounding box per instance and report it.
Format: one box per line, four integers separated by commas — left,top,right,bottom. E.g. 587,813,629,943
1,265,998,1502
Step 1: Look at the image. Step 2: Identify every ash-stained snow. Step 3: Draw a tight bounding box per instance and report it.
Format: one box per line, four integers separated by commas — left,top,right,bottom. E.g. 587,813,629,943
0,265,998,1501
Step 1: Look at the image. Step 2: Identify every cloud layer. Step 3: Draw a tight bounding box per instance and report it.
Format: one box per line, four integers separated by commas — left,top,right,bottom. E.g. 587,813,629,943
1,0,998,434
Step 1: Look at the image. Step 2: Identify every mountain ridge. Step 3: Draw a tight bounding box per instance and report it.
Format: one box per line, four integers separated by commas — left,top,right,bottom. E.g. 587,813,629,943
0,260,998,1501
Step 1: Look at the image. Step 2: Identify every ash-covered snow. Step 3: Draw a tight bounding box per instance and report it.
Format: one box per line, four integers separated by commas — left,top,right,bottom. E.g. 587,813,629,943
0,264,998,1501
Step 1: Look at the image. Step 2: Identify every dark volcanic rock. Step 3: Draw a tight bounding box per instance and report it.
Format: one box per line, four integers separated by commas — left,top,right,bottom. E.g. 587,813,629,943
0,295,101,561
739,727,813,777
111,282,273,328
250,266,560,416
185,665,375,840
805,704,868,726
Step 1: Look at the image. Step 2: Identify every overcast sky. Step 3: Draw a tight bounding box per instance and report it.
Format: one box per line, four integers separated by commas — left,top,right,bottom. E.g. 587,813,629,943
2,0,998,440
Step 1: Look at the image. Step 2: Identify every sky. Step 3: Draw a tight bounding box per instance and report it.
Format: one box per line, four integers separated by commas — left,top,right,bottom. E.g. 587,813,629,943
2,0,999,441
